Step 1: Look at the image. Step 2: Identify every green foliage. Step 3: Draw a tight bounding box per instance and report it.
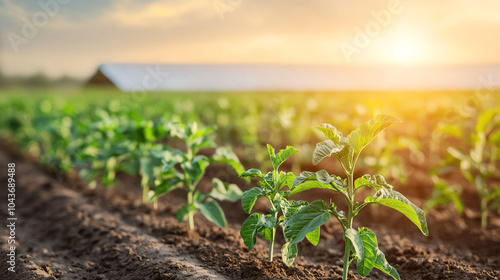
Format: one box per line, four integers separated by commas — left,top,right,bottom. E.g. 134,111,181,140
287,114,427,279
153,122,245,230
0,96,244,230
430,107,500,228
290,170,345,196
364,189,428,236
239,144,304,262
346,114,401,154
373,249,400,279
240,213,276,250
346,228,378,276
424,176,463,215
282,200,330,254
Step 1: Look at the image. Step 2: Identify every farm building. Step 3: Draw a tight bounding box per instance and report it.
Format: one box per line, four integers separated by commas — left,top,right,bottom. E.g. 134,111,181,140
87,63,500,92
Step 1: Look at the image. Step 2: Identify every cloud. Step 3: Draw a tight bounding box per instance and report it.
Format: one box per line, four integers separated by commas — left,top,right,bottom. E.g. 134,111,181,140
108,0,210,27
2,0,115,22
1,0,500,78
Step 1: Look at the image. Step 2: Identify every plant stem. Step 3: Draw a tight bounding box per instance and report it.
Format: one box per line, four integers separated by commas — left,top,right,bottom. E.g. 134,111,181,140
142,185,149,204
343,169,355,280
269,201,278,262
481,199,487,228
477,176,488,229
342,239,351,280
187,191,194,230
269,227,276,261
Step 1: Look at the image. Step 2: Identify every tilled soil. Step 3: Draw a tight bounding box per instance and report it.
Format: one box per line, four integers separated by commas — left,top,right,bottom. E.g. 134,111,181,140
0,149,499,280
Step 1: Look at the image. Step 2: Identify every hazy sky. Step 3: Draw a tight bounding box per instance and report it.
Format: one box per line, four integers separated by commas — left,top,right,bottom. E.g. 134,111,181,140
1,0,500,78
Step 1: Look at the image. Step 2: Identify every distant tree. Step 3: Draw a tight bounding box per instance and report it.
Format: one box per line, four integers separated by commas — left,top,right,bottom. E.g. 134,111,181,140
0,69,6,88
55,75,83,87
25,72,52,88
0,71,82,89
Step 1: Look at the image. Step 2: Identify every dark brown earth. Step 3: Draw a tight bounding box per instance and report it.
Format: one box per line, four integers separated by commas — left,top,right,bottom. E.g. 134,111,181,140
0,148,499,280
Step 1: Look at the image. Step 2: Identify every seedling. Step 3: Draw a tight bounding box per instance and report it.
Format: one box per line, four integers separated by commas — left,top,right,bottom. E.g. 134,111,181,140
433,108,500,228
239,145,304,262
78,117,170,194
152,122,245,230
285,115,428,280
424,175,463,215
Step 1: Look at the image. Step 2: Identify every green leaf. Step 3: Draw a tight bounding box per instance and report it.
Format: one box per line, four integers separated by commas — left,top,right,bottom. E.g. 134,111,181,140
241,187,263,214
211,147,245,176
198,198,227,228
209,178,243,202
186,123,216,153
315,123,343,144
347,114,401,154
139,157,154,185
305,226,320,246
316,169,334,184
292,171,315,186
365,189,429,236
139,156,163,188
476,109,498,134
425,179,463,215
312,140,345,165
334,140,352,161
281,199,309,227
355,174,394,191
289,180,335,196
176,204,198,223
240,213,276,250
489,130,500,145
345,228,378,276
161,149,184,172
447,147,468,161
284,200,330,245
190,125,216,141
289,171,344,196
258,174,274,191
281,242,298,267
152,176,184,199
267,144,298,170
276,171,295,190
182,155,210,188
239,168,264,178
259,227,272,241
374,249,400,280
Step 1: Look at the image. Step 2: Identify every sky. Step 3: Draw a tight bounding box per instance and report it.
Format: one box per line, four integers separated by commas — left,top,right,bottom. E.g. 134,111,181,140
1,0,500,79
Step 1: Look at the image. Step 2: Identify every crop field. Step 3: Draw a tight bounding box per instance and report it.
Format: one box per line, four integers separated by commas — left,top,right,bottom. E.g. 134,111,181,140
0,88,499,280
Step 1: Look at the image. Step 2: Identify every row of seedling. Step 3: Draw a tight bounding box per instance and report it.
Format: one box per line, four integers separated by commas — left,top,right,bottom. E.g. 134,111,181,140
0,100,245,229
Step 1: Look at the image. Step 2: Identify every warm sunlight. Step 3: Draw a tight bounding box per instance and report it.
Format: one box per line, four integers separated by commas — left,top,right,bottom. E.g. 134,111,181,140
391,40,421,64
2,1,500,77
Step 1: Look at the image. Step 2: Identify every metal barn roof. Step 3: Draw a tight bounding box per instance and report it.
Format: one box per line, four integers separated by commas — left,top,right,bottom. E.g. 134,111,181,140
87,64,500,92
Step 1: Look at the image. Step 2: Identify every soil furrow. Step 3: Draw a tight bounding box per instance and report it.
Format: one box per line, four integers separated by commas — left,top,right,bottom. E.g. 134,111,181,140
1,148,499,279
0,153,228,280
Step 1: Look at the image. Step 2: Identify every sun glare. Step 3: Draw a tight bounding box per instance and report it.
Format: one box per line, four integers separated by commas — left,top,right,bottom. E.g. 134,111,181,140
392,40,420,63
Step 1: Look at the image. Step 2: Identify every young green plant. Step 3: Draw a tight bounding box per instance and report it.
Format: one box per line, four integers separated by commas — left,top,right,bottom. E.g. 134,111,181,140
152,122,245,230
284,115,429,280
239,144,299,262
441,108,500,228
